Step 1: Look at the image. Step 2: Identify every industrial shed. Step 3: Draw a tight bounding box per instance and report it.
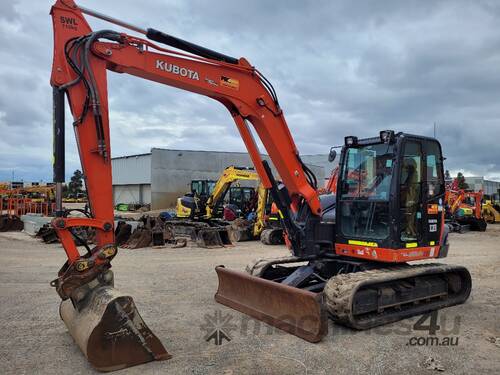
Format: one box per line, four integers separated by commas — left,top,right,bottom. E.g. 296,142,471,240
112,148,326,209
112,153,152,206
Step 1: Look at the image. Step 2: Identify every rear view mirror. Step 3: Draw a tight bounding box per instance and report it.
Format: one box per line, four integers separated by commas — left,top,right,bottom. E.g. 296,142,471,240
328,148,337,163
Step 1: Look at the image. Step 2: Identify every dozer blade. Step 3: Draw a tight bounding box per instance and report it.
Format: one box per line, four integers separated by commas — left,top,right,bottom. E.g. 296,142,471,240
215,266,327,343
60,286,170,372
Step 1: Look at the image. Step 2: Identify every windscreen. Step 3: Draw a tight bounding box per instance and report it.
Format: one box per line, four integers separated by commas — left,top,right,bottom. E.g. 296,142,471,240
340,143,394,201
339,143,394,240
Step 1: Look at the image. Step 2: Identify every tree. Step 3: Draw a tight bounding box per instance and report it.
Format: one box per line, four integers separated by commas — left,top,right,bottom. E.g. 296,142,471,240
68,169,84,197
456,172,469,190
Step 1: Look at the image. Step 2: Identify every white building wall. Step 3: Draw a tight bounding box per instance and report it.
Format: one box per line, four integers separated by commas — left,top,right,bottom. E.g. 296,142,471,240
112,149,326,209
112,154,152,205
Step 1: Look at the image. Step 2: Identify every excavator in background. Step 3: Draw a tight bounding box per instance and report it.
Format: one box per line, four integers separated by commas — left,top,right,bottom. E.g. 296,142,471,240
50,2,472,371
445,178,487,232
482,197,500,223
176,165,259,219
176,165,269,241
176,178,215,217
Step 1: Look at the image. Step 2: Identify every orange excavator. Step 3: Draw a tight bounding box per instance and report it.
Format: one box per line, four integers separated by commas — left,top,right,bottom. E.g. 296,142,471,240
50,1,472,371
445,178,487,232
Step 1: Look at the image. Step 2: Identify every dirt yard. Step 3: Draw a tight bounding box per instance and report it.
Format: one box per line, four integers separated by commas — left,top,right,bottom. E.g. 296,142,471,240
0,225,498,374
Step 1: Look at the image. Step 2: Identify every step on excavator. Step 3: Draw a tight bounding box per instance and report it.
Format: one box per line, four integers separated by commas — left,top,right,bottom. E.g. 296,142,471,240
50,1,472,371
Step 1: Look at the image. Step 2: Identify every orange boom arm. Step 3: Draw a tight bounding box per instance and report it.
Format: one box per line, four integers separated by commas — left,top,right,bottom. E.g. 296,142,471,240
50,0,320,287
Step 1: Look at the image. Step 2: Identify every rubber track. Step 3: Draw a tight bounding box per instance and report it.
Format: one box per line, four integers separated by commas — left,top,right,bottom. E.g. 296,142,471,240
324,263,471,330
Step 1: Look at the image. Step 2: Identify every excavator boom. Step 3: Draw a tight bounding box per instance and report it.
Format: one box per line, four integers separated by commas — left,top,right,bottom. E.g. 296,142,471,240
50,1,323,371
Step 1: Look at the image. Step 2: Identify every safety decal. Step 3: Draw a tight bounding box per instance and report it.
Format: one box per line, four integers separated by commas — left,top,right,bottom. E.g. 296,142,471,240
221,76,239,90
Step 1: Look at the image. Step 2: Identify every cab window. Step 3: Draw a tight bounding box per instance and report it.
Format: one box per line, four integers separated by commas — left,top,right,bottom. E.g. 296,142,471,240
400,141,422,241
424,141,444,198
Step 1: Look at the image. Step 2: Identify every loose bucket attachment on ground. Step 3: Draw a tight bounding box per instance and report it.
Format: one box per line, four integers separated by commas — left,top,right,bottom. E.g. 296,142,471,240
196,226,232,248
260,228,284,245
0,215,24,232
166,220,233,248
121,226,152,249
115,221,132,246
215,266,327,342
60,285,170,372
36,224,59,243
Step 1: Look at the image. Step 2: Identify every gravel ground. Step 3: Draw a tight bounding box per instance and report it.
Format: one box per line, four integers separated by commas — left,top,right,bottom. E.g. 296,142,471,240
0,225,498,374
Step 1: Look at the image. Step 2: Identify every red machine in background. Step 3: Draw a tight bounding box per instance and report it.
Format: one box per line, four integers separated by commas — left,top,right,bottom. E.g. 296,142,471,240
445,178,487,232
0,186,56,231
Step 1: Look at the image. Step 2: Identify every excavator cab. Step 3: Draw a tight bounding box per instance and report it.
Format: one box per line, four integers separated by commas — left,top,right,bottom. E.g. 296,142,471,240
176,179,216,218
336,130,446,252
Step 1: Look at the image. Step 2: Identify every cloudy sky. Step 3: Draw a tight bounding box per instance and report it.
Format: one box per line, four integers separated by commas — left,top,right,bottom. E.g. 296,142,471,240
1,0,499,182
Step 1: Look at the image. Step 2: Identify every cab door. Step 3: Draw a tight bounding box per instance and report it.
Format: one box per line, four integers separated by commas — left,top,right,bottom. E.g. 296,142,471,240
398,138,445,247
422,140,446,246
399,140,423,244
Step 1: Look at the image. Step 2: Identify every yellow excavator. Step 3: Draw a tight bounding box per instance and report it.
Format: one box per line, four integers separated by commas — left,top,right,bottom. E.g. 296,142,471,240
482,198,500,223
176,166,269,240
176,166,260,218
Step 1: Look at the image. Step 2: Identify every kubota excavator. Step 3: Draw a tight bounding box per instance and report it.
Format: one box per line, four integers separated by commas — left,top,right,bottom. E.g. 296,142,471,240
50,1,472,371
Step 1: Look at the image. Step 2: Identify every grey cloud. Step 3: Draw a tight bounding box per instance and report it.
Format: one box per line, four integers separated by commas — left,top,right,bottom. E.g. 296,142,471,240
0,0,499,182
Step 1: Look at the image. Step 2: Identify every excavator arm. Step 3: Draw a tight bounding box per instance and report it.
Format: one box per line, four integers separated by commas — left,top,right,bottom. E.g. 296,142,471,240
51,0,321,262
50,1,324,371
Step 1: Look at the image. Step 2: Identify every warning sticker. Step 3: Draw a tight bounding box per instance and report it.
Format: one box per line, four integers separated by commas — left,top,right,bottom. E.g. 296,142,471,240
220,76,239,90
427,204,438,215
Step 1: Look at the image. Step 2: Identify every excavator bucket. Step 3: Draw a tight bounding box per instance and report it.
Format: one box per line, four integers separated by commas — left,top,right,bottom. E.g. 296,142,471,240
214,266,328,342
0,215,23,232
60,285,170,372
36,224,59,243
121,226,152,249
196,227,232,248
0,215,11,231
115,221,132,246
151,217,166,247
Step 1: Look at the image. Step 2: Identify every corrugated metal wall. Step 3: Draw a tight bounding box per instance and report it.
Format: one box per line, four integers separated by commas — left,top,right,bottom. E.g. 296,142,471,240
150,148,325,209
112,154,151,185
112,149,326,209
112,154,151,204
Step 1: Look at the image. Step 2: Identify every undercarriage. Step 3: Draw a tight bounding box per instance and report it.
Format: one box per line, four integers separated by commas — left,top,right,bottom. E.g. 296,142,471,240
216,255,472,340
